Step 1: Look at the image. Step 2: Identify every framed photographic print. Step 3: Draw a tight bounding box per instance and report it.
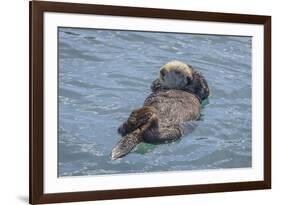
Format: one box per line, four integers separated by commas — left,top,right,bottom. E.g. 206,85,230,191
29,0,271,204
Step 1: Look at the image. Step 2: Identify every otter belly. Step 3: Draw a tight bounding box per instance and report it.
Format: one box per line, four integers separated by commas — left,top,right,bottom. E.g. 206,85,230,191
144,90,201,124
142,90,201,143
111,90,202,159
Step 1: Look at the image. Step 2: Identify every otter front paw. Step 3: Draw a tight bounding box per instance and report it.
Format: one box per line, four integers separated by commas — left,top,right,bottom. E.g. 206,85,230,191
151,79,165,92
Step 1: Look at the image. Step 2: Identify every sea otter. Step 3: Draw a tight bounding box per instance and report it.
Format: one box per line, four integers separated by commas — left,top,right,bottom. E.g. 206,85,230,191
111,60,210,160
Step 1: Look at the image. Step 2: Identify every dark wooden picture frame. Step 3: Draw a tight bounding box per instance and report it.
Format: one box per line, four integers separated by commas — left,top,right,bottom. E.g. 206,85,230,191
30,1,271,204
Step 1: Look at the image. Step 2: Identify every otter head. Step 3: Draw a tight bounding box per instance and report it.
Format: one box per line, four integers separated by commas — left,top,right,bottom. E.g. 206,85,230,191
159,60,210,102
159,60,193,90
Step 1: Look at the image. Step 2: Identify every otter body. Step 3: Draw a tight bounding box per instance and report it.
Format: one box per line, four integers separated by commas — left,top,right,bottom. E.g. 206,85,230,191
111,61,210,160
142,90,200,143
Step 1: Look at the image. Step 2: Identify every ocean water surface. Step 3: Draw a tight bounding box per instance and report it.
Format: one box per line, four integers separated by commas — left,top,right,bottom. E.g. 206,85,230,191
58,27,252,177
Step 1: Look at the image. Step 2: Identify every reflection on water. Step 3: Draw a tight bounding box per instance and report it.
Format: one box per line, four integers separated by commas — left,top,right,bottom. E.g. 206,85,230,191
58,27,252,177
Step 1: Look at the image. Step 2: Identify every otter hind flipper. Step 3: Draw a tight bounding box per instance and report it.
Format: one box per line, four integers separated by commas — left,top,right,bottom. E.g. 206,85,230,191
111,129,141,160
117,106,157,136
112,106,158,160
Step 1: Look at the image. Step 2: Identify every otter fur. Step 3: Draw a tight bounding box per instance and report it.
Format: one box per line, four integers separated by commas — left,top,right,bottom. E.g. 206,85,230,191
111,60,210,160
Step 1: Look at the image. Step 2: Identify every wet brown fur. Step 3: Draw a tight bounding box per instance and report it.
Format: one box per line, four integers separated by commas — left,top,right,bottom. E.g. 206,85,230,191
111,61,210,159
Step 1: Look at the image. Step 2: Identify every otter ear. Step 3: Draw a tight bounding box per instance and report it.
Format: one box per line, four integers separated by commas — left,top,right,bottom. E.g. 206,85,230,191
192,70,210,102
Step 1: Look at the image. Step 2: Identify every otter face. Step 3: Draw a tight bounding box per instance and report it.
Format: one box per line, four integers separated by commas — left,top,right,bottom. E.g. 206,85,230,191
159,60,193,89
159,60,210,102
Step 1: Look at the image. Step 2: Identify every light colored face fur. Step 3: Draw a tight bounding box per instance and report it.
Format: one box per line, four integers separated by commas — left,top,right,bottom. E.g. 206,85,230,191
159,60,193,89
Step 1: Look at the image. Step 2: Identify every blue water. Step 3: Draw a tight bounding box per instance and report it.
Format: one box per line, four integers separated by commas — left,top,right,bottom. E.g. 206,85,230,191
58,27,252,177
